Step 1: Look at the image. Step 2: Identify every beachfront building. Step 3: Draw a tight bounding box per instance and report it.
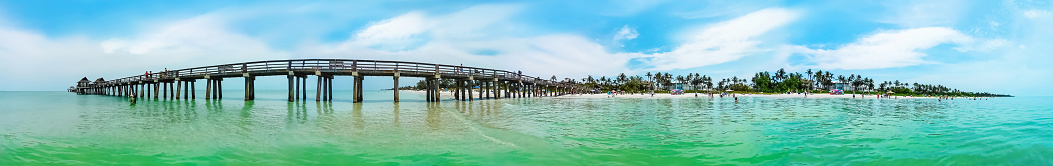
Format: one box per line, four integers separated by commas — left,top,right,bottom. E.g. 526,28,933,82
833,81,855,91
669,81,685,90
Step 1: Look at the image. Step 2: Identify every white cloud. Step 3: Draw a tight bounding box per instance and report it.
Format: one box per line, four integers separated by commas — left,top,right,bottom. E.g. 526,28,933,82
1024,10,1050,19
876,0,968,28
639,8,799,71
0,14,289,91
613,25,639,43
312,4,636,79
352,12,431,51
795,27,973,70
99,14,286,61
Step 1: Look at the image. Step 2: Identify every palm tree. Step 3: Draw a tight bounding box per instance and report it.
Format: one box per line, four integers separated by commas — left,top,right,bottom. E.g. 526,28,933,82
685,74,694,92
806,69,814,90
645,72,653,93
617,73,628,86
693,73,702,95
675,75,685,90
837,75,846,91
866,78,874,93
776,68,786,82
704,76,713,94
653,72,663,90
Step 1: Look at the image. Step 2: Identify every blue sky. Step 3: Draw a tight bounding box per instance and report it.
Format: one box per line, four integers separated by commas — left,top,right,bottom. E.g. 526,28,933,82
0,0,1050,96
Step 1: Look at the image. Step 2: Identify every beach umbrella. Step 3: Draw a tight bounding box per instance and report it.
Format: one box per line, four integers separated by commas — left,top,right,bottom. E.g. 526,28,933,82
886,91,894,93
725,89,733,92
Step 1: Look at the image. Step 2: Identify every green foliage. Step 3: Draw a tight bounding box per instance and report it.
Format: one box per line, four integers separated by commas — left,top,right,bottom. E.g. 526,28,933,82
573,68,1010,97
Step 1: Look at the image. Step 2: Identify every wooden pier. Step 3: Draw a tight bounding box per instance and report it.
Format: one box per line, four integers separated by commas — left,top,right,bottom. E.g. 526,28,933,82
71,59,582,102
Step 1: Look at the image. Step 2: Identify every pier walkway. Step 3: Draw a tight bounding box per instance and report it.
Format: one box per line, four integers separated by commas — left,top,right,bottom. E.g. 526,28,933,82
72,59,584,102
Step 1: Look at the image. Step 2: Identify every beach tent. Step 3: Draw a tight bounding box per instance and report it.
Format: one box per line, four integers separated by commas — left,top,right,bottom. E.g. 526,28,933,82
831,89,843,95
725,89,733,92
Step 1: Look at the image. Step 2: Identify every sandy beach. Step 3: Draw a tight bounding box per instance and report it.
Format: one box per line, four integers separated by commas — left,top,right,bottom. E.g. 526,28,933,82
402,90,949,100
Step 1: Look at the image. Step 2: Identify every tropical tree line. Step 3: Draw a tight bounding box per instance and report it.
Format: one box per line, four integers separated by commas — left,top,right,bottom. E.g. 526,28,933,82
578,68,1010,97
398,68,1011,97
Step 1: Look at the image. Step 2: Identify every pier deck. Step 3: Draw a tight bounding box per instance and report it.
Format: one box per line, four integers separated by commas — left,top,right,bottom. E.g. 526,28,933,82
72,59,583,102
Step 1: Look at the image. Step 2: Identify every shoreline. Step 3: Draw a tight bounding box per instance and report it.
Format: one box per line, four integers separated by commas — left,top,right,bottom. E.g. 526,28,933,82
401,90,993,100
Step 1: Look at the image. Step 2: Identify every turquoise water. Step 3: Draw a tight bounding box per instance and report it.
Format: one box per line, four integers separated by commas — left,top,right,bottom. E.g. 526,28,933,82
1,91,1052,165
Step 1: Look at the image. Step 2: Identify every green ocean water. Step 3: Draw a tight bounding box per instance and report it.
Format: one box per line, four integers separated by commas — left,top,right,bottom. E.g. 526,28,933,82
1,91,1051,165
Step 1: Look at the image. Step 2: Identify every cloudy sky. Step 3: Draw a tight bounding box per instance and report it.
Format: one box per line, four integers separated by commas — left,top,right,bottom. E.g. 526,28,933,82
0,0,1049,96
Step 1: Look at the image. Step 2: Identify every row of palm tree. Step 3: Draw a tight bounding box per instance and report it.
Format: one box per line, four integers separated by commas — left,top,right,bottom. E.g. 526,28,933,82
405,68,1010,97
577,68,1008,97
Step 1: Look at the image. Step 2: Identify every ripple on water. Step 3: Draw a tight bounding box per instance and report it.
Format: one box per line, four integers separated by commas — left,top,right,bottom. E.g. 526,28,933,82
0,92,1052,164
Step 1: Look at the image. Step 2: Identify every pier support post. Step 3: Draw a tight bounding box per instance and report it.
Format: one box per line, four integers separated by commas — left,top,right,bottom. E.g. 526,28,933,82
327,77,333,101
461,79,466,101
205,79,212,100
176,81,182,100
316,75,322,102
301,76,307,101
288,75,294,102
154,82,159,99
426,78,433,102
323,76,330,101
468,80,474,101
478,81,484,100
212,80,218,100
184,81,189,99
191,81,195,99
218,79,223,99
393,72,399,103
163,82,168,100
246,74,254,101
295,76,301,101
493,81,499,99
434,76,441,102
353,76,363,103
534,84,538,97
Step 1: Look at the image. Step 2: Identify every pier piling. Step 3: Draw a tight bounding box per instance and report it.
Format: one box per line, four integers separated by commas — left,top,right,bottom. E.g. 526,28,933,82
72,59,577,103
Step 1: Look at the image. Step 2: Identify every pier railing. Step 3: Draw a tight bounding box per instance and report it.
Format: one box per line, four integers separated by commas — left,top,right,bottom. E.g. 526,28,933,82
102,59,569,87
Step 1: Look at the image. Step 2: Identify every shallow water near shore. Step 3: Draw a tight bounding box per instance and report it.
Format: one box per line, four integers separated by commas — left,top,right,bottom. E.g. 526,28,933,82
1,91,1052,165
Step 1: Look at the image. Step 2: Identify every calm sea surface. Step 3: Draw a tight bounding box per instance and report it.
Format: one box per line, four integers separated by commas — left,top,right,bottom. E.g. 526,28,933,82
1,91,1051,165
